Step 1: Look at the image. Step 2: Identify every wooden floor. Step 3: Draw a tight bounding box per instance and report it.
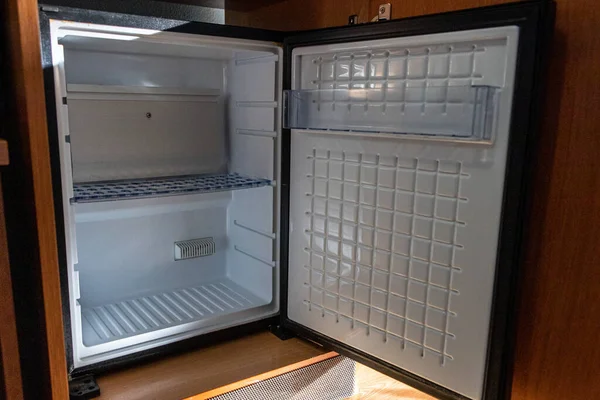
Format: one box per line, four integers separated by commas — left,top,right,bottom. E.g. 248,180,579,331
350,363,435,400
96,332,324,400
96,331,433,399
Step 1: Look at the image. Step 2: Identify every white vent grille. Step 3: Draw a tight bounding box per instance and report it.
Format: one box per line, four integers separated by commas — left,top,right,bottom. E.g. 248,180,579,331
174,237,215,260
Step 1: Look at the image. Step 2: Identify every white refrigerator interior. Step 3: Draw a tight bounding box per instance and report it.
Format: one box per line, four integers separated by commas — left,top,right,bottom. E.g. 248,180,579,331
49,20,282,367
286,27,519,400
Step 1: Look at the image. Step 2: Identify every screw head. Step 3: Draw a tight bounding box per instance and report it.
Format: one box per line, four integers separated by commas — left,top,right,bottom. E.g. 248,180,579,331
146,112,152,119
380,6,386,13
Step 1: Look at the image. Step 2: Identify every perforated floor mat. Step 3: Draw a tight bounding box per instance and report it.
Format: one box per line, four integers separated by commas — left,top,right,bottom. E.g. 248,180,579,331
209,356,355,400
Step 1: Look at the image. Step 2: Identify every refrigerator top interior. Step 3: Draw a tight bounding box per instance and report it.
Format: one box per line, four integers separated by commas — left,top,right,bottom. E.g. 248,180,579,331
286,26,519,400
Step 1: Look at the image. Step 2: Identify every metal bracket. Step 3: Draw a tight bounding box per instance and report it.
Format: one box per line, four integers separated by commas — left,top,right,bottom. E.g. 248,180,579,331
69,375,100,400
348,14,359,25
378,3,392,21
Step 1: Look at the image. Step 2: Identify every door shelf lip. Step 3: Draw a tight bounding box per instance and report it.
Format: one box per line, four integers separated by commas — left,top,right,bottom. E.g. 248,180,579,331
70,173,272,204
284,84,501,142
289,127,497,146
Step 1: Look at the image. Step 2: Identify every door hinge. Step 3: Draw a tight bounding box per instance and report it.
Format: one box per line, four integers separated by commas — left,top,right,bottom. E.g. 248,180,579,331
62,97,68,105
378,3,391,21
349,3,391,25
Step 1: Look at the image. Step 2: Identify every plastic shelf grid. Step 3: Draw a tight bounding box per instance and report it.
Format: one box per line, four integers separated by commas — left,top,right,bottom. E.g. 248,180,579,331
72,173,271,204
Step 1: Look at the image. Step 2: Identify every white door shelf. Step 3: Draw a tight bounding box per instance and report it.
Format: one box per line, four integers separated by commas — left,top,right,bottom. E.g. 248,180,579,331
71,173,272,204
284,85,499,141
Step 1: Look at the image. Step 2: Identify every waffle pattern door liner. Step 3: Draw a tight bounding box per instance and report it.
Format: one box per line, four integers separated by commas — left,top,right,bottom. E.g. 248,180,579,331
287,27,519,400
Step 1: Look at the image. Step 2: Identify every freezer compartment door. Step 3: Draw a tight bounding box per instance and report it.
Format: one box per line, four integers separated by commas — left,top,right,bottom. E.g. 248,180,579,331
283,2,552,399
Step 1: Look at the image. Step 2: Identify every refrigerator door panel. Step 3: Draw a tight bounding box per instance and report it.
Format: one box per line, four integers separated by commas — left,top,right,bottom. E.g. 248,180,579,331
282,1,553,399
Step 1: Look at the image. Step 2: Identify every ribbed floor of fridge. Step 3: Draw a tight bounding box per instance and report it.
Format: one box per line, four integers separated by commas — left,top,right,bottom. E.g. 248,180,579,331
81,278,266,346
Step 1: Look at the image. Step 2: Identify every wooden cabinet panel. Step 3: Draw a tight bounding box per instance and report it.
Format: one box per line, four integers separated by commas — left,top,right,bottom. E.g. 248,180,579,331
225,0,518,30
226,0,369,30
1,0,68,398
367,0,514,22
510,0,600,398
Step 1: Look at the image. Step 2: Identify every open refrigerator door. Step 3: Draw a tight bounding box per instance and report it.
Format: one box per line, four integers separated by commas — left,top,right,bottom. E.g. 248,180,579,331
284,26,519,400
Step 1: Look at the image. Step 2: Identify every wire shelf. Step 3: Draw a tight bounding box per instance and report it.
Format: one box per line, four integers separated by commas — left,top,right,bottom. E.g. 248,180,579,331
72,173,271,204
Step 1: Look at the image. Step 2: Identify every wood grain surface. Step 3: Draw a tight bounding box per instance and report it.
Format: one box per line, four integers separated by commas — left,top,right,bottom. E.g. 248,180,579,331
226,0,370,30
225,0,600,399
225,0,515,30
350,363,436,400
96,332,325,400
2,0,69,397
0,140,8,166
510,0,600,398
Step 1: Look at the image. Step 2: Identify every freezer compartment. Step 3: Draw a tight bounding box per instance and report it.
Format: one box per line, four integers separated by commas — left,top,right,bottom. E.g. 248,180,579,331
284,86,499,141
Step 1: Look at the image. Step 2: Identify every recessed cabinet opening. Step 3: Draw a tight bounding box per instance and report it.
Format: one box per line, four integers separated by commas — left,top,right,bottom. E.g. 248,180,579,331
42,1,550,397
49,21,282,366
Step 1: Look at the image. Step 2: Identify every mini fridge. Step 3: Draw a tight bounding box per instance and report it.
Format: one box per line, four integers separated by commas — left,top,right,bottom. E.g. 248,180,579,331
38,1,553,399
